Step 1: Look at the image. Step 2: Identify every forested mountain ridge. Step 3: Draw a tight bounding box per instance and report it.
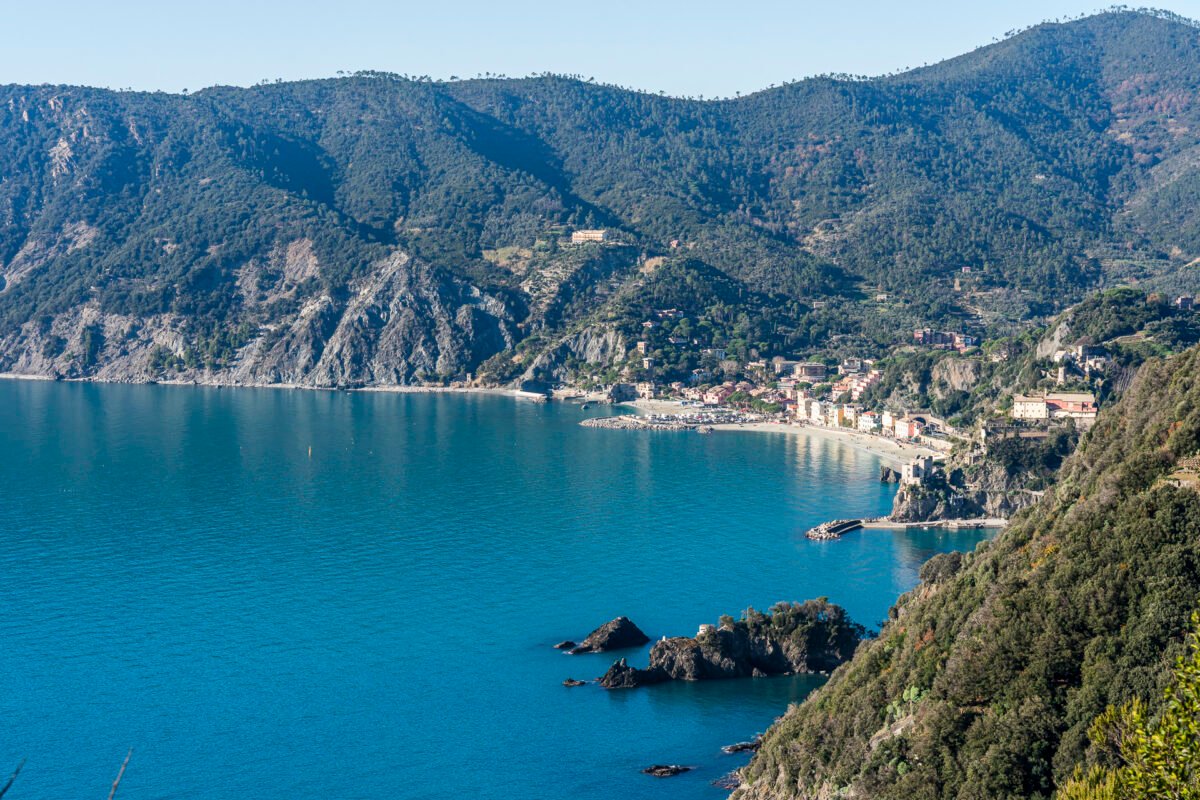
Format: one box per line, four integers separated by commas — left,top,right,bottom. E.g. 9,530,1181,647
733,343,1200,800
3,10,1200,385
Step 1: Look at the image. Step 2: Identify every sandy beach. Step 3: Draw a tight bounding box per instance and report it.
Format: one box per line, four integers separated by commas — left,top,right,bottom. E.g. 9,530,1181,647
624,397,939,465
708,421,939,466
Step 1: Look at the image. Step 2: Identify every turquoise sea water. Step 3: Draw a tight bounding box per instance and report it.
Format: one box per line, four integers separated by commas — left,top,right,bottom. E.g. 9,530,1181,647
0,381,990,800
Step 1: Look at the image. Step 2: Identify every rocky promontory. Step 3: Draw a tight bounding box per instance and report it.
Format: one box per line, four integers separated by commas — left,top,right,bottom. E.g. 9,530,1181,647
567,616,650,654
598,600,864,688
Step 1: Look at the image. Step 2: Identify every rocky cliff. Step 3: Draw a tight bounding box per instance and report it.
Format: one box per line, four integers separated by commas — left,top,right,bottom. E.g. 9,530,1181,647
0,248,521,387
889,427,1074,522
889,460,1045,522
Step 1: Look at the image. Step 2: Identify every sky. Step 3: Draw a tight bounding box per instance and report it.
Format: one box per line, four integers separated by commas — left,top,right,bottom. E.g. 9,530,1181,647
2,1,1200,97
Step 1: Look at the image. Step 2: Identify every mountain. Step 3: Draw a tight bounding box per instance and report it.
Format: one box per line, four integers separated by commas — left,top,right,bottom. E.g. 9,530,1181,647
732,343,1200,799
3,10,1200,385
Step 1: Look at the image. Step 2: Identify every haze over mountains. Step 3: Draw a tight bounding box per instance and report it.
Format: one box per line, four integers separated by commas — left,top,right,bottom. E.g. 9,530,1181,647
3,9,1200,385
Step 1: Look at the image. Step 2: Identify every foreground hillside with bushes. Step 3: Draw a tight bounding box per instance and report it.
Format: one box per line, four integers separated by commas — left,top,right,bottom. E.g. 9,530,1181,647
734,345,1200,799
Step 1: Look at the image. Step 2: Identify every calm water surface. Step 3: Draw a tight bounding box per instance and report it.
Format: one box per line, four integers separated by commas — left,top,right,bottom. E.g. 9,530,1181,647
0,382,989,799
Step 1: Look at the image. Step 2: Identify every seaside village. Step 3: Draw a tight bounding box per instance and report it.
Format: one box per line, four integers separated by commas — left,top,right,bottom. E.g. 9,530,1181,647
570,306,1115,489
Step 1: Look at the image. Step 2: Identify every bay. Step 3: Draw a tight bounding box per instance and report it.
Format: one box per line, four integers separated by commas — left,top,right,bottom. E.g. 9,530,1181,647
0,381,988,799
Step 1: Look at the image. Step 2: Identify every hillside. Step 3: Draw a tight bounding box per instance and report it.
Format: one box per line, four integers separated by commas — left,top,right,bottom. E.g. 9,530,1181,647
3,10,1200,385
732,344,1200,799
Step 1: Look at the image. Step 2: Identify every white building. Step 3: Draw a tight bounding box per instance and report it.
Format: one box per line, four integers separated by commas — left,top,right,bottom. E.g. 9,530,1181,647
570,229,608,243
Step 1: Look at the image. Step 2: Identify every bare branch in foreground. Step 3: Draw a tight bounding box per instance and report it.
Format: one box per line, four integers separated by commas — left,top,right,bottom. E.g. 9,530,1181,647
0,759,25,798
108,749,132,800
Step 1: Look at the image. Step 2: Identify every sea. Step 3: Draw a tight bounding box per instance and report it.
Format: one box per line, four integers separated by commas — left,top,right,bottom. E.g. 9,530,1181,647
0,380,990,799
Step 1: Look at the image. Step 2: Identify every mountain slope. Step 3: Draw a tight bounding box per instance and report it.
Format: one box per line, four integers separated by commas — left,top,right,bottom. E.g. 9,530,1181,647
3,10,1200,385
733,344,1200,799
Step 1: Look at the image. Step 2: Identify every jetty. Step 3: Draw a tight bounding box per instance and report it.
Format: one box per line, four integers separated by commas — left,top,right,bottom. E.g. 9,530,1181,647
862,518,1006,531
805,519,864,540
808,517,1007,540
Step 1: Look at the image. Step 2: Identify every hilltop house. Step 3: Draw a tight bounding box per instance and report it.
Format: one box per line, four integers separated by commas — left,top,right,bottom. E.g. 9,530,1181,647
570,229,608,243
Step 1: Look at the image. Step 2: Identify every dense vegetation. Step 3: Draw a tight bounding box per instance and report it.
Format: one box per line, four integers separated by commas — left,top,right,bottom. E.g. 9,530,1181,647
1059,611,1200,799
735,344,1200,799
5,11,1200,383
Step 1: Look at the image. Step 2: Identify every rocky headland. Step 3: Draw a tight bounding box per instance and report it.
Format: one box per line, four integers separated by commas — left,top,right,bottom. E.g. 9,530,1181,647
598,600,864,689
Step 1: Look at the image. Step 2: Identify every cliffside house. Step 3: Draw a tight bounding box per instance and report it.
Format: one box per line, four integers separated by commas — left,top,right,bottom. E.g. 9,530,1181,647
1011,391,1098,426
913,329,980,352
839,358,867,375
901,455,935,485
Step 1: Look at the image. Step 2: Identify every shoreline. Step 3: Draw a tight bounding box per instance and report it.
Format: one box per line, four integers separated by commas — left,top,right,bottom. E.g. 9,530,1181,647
1,373,935,466
861,517,1007,530
706,421,938,467
0,373,547,400
622,398,938,466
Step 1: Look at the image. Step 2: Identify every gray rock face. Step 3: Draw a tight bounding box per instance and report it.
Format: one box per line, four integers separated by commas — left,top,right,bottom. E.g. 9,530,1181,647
568,616,650,654
930,357,981,395
518,327,626,385
0,249,519,388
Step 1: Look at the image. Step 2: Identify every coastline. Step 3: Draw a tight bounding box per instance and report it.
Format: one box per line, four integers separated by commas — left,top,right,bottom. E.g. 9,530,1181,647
0,373,547,400
861,517,1007,530
707,421,937,467
0,372,54,382
613,398,939,466
356,385,546,400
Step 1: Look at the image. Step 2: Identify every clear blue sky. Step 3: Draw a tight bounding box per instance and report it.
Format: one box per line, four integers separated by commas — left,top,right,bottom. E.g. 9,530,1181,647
4,1,1200,97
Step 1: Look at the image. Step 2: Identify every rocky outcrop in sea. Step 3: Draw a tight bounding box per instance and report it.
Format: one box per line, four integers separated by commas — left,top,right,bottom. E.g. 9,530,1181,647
567,616,650,654
598,600,864,688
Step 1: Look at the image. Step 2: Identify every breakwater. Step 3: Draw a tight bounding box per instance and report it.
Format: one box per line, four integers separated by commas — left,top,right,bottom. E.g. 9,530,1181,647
805,519,864,540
